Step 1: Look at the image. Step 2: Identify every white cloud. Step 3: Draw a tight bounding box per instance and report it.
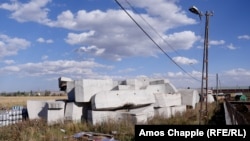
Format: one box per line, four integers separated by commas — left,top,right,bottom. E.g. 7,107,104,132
41,55,48,60
65,31,95,45
210,40,225,46
118,68,136,74
0,34,31,58
37,37,53,43
0,60,114,78
172,56,198,65
3,59,15,65
162,31,199,51
0,0,199,61
227,43,237,50
238,35,250,40
225,68,250,76
75,45,105,56
0,0,52,23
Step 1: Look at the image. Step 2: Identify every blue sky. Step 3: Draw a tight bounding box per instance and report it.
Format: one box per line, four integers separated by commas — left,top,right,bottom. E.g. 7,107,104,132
0,0,249,92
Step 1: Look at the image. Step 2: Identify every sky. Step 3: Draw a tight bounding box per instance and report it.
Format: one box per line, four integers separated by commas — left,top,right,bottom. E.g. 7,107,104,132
0,0,250,92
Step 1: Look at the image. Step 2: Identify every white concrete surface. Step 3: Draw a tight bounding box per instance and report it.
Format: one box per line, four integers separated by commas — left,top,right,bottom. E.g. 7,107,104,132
27,100,54,120
153,93,182,108
74,79,115,102
179,89,200,109
87,110,122,125
91,90,155,110
66,81,75,101
64,102,83,122
47,101,65,109
154,107,172,118
171,105,186,116
146,83,178,95
47,102,65,125
207,94,215,103
149,79,178,93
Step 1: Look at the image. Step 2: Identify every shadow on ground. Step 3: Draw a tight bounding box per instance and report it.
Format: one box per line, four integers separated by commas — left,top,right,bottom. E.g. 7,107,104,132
207,102,226,125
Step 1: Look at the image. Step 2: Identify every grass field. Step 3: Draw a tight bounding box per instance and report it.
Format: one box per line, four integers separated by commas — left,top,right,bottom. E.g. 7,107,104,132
0,96,221,141
0,96,67,109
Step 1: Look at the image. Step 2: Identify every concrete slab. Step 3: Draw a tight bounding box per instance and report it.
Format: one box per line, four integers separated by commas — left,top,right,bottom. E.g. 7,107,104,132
27,100,54,120
149,79,178,93
58,77,73,91
47,101,65,109
123,104,155,124
207,94,215,103
146,83,178,95
64,102,83,122
47,104,65,125
66,81,75,101
87,110,122,125
122,78,150,90
91,90,155,110
153,93,182,108
171,105,186,116
117,85,135,90
179,89,200,109
74,79,115,102
88,105,154,125
154,107,172,118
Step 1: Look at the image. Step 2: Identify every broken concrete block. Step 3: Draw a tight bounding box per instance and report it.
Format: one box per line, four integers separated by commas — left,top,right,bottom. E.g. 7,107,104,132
117,85,135,90
122,78,149,90
27,100,54,120
179,89,200,109
47,102,65,125
171,105,186,116
47,101,65,109
74,79,115,102
207,94,215,103
149,79,170,85
122,104,155,124
64,102,83,122
58,77,73,91
146,83,178,94
154,107,172,118
91,90,155,110
66,81,75,101
122,113,148,124
149,79,178,93
153,93,182,108
128,104,154,119
87,110,122,125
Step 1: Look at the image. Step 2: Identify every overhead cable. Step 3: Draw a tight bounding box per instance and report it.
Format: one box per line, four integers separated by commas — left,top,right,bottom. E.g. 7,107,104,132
114,0,200,82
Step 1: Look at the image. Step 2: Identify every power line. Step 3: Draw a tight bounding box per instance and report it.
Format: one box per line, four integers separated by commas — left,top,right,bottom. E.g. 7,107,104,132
114,0,200,82
124,0,201,73
124,0,181,56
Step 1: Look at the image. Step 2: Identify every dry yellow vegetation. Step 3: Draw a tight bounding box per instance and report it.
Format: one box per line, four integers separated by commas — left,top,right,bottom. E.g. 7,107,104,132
0,96,67,109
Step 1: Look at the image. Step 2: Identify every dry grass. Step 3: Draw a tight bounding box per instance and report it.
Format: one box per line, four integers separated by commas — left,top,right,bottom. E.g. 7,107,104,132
0,96,220,141
0,96,67,109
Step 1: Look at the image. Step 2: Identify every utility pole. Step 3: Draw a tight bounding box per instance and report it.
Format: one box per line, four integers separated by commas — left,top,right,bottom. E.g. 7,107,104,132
189,6,213,124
